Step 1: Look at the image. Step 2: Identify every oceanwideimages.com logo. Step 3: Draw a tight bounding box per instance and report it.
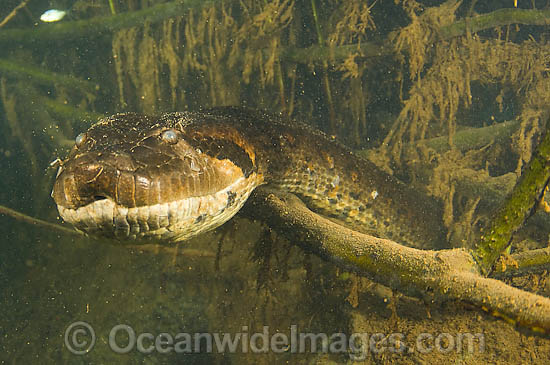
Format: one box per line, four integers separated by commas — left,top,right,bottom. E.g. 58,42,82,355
64,321,485,359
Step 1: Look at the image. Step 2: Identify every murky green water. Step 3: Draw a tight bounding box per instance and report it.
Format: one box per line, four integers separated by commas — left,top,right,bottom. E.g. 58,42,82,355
3,0,550,363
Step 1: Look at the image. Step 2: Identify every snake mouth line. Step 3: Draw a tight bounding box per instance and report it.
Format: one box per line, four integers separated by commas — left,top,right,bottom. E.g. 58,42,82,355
57,173,260,242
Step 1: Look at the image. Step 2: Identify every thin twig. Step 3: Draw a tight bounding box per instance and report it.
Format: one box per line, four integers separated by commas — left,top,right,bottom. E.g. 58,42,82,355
0,0,31,28
128,244,217,258
0,203,219,259
0,203,81,236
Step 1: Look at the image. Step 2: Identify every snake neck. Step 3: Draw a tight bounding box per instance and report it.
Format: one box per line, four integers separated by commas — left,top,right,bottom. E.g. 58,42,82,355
181,107,448,249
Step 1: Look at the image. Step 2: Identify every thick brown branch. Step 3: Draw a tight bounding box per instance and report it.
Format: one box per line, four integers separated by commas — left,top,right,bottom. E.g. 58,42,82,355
245,188,550,332
4,190,550,331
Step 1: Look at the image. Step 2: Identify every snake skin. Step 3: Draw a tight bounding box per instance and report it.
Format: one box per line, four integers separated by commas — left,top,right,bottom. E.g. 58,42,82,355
52,107,447,247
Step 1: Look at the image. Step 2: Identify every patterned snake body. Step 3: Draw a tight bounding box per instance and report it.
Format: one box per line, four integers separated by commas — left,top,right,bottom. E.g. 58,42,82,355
52,107,447,247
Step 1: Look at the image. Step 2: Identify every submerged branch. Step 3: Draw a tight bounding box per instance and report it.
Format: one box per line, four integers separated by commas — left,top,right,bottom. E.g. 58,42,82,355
439,8,550,40
0,204,216,260
1,5,548,64
472,116,550,275
0,204,81,236
284,9,550,64
4,185,550,330
0,59,97,94
245,188,550,332
0,0,218,46
40,97,104,126
418,120,521,154
492,246,550,278
0,0,31,28
359,119,521,164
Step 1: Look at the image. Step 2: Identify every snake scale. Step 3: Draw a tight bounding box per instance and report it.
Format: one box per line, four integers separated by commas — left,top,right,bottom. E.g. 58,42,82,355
52,107,447,248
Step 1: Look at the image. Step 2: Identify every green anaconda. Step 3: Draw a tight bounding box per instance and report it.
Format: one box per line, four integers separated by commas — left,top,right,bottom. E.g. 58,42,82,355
51,107,447,248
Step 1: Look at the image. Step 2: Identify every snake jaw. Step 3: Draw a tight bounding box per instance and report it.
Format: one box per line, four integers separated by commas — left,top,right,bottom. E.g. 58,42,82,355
53,161,262,242
56,171,261,242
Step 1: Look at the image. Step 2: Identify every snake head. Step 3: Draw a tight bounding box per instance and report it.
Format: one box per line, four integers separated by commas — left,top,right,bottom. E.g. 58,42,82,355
52,112,260,243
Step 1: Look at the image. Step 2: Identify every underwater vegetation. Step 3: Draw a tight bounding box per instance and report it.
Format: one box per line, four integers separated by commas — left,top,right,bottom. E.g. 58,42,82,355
4,0,550,362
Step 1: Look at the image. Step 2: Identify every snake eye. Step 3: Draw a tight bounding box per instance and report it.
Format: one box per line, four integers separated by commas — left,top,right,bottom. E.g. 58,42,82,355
161,129,178,144
75,132,87,148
